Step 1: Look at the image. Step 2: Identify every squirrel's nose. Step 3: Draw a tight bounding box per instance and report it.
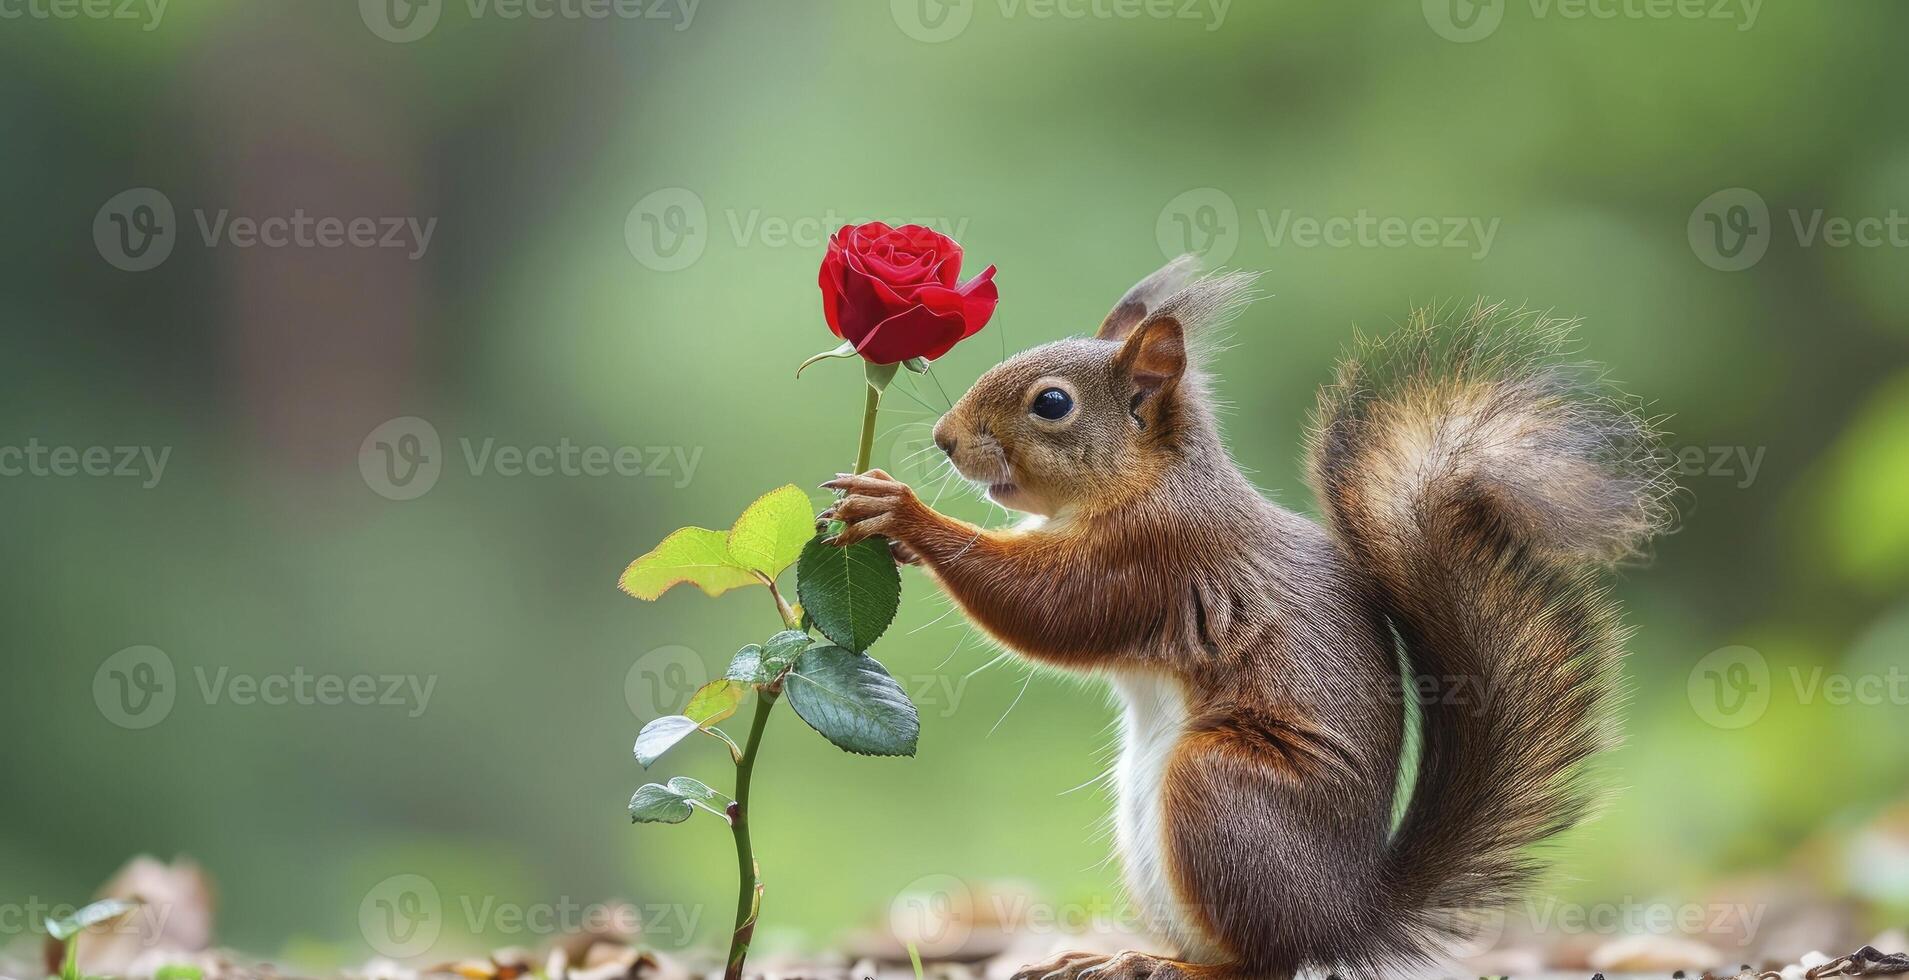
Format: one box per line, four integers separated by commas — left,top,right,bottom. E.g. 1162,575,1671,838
935,433,958,456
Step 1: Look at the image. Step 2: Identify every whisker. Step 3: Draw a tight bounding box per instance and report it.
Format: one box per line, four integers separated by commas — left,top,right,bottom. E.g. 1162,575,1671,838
927,459,964,511
899,442,945,467
1057,767,1115,797
887,377,944,416
932,621,978,671
923,364,958,411
908,599,962,635
963,648,1014,681
988,665,1034,737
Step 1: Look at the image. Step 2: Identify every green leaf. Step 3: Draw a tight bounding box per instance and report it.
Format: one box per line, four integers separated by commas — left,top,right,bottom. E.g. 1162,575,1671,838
761,630,812,672
726,632,811,685
155,967,203,980
725,644,767,684
634,715,699,768
725,485,815,580
684,678,745,725
795,533,901,653
634,679,746,767
629,776,730,824
783,644,919,757
619,485,816,600
45,899,139,941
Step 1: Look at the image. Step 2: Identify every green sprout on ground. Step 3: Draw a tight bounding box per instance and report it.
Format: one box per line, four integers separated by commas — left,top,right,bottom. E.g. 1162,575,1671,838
44,899,140,980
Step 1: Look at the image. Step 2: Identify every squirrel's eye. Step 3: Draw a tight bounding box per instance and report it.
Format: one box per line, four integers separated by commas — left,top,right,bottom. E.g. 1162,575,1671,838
1031,387,1074,421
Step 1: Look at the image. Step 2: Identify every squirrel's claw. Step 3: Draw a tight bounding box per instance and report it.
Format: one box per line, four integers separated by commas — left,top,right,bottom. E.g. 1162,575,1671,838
1010,953,1113,980
1013,952,1198,980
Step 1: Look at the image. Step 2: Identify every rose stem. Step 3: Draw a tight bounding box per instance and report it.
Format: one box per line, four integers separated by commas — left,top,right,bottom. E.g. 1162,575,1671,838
854,381,881,475
723,584,801,980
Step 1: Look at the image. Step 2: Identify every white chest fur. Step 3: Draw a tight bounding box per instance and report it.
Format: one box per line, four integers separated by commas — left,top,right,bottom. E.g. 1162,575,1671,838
1106,670,1219,960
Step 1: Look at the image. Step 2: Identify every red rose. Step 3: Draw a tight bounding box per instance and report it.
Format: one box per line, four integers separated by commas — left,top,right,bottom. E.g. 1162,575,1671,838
818,222,998,364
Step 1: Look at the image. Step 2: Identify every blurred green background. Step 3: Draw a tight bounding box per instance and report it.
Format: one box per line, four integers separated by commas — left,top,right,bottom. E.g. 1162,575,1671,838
3,0,1908,968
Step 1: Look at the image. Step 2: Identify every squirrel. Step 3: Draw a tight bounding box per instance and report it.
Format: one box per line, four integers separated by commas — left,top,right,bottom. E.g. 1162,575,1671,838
821,256,1674,980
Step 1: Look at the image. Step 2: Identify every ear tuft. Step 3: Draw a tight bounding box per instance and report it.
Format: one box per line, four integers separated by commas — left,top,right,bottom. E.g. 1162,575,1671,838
1097,254,1203,341
1147,269,1262,341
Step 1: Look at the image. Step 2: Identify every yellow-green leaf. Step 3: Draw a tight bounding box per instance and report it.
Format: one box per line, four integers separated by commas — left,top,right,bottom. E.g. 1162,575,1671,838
684,678,745,726
619,527,761,600
726,485,817,579
618,485,817,601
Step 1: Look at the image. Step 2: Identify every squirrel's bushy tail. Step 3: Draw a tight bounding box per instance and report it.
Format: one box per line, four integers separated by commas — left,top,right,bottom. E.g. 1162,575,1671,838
1305,301,1673,973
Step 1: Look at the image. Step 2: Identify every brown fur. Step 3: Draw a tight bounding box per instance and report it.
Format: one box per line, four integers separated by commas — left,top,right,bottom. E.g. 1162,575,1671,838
823,262,1673,980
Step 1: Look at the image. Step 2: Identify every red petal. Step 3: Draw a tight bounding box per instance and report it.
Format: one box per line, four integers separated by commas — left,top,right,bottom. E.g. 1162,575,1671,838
854,303,966,364
818,250,847,337
954,265,999,339
835,264,912,345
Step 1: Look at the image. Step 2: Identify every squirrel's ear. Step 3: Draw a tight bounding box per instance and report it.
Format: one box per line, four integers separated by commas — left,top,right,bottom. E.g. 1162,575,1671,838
1115,315,1187,398
1097,254,1201,341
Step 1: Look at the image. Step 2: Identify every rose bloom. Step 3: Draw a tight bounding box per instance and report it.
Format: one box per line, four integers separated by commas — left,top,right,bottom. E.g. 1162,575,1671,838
818,222,998,364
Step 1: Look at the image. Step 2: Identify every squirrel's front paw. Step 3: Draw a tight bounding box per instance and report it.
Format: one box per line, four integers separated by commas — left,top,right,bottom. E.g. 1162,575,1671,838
819,469,920,548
